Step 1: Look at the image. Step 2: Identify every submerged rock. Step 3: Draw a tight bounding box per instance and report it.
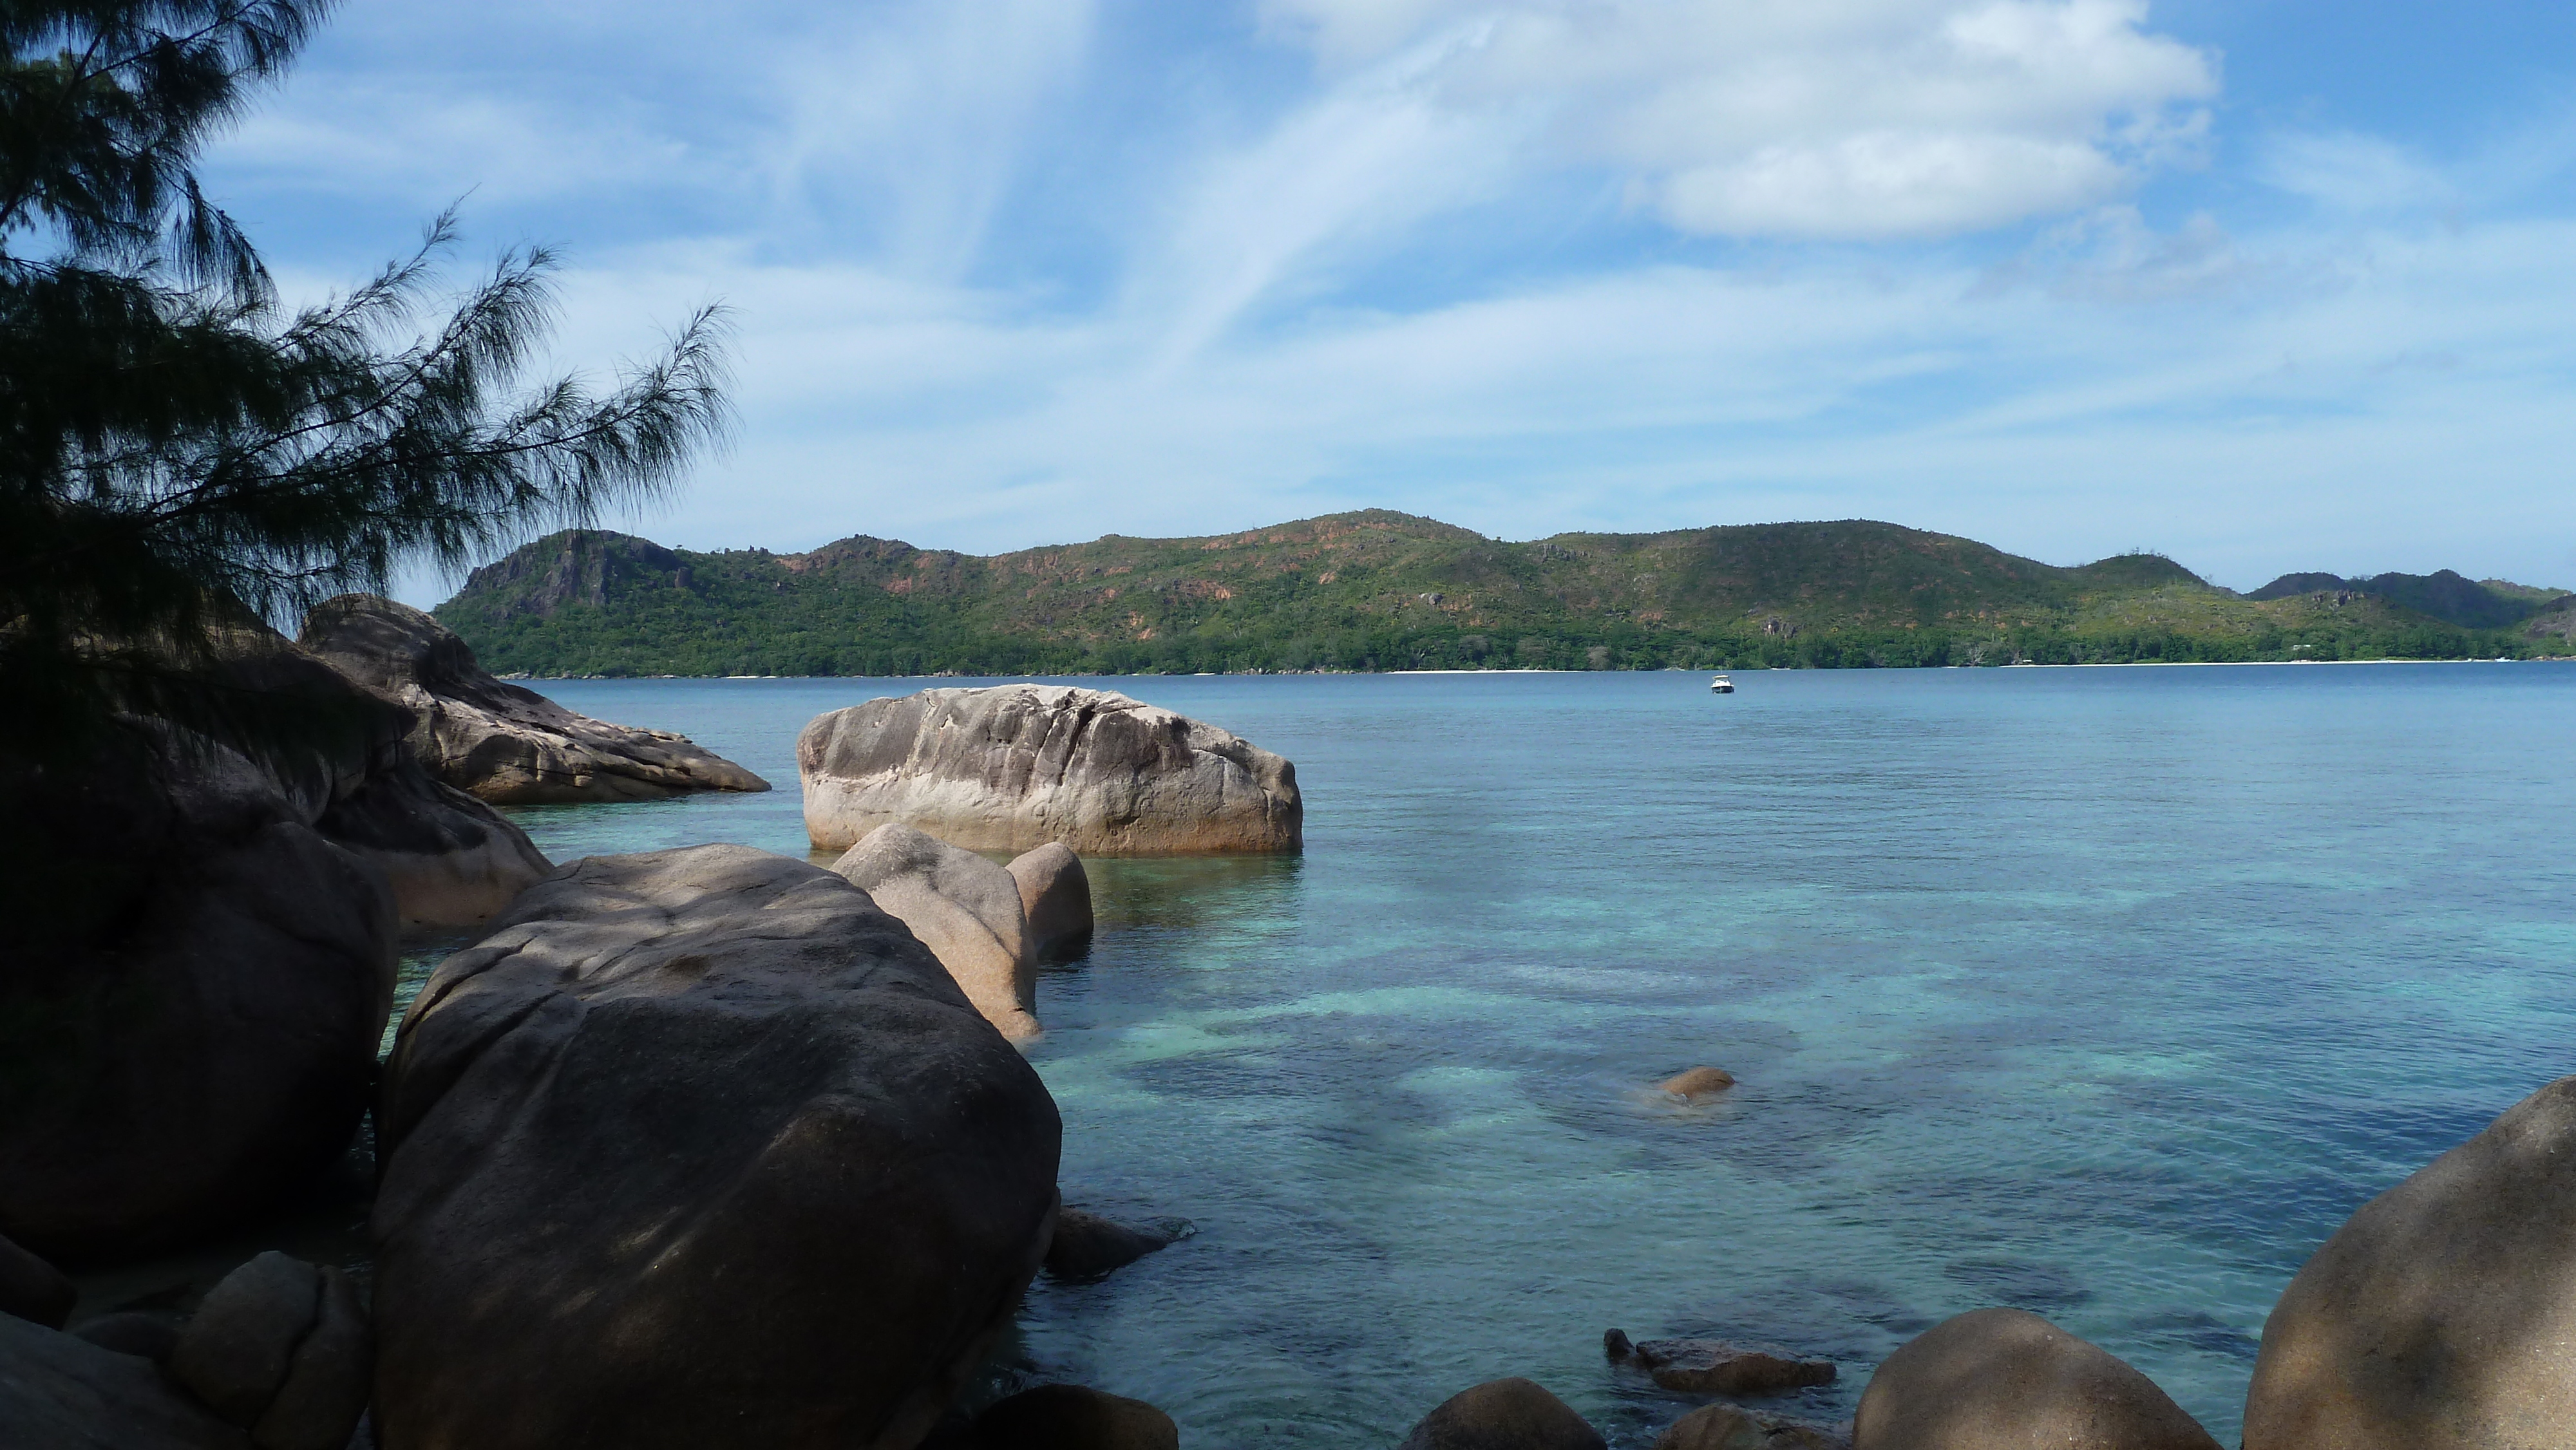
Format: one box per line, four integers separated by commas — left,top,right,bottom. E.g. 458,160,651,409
1658,1068,1737,1100
835,822,1039,1040
1044,1209,1182,1280
799,684,1302,855
2242,1075,2576,1449
1654,1403,1851,1450
169,1252,370,1450
1852,1308,2219,1450
0,1229,75,1328
301,594,769,804
1631,1340,1835,1396
1009,843,1095,963
969,1384,1179,1450
0,727,395,1263
0,1310,246,1449
372,845,1061,1450
1397,1378,1606,1450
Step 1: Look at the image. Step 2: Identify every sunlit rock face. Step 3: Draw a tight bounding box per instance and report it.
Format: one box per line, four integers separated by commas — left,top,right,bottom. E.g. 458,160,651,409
370,845,1060,1450
799,684,1301,855
2243,1076,2576,1450
832,823,1039,1040
301,594,770,804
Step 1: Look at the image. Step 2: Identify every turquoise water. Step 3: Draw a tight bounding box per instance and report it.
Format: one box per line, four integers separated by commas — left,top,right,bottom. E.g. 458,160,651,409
498,664,2576,1446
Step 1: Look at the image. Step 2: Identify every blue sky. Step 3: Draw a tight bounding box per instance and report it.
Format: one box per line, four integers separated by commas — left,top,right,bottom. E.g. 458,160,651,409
198,1,2576,596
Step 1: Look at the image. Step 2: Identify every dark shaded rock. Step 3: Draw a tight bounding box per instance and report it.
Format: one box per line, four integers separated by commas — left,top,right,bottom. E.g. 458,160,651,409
0,1229,75,1328
312,755,551,927
1633,1340,1834,1395
0,1309,247,1448
1852,1308,2219,1450
971,1384,1179,1449
70,1311,182,1363
250,1266,370,1450
800,684,1301,855
301,594,768,803
1009,843,1094,962
834,823,1037,1039
1396,1377,1605,1450
0,726,395,1263
1044,1209,1179,1280
1658,1068,1736,1100
171,1252,320,1424
2244,1075,2576,1449
1655,1403,1850,1450
371,845,1061,1450
1604,1328,1635,1360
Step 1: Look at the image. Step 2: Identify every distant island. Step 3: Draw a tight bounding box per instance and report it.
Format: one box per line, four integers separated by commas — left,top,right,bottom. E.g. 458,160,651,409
431,511,2576,677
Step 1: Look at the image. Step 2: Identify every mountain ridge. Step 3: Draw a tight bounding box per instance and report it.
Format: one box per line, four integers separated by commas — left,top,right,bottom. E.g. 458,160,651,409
432,511,2561,676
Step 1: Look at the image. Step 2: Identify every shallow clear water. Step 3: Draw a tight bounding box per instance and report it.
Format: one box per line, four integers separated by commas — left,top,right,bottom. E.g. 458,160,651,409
489,664,2576,1446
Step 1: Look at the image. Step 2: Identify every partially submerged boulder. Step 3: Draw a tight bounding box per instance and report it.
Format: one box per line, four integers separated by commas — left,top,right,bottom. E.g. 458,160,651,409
372,845,1061,1450
1659,1068,1736,1100
1624,1339,1834,1396
1397,1378,1606,1450
1009,843,1094,963
799,685,1301,855
170,1251,371,1450
0,727,395,1263
969,1384,1179,1450
2242,1076,2576,1449
1044,1209,1181,1281
1852,1308,2219,1450
0,1310,246,1449
834,823,1039,1040
1655,1403,1850,1450
301,594,769,804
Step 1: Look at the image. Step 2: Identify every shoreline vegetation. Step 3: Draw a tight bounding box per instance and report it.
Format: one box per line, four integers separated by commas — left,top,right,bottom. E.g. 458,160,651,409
433,511,2574,680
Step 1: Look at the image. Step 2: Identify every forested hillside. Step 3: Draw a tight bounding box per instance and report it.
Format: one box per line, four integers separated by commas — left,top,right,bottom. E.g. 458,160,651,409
431,512,2562,676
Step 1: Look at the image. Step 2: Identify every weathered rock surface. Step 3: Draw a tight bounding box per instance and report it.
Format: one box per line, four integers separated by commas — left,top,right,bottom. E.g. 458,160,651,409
1627,1339,1835,1396
1044,1209,1181,1280
1009,843,1094,962
301,594,770,804
834,823,1040,1039
0,1310,248,1449
0,1229,75,1328
1659,1068,1736,1100
969,1384,1180,1450
372,845,1061,1450
799,685,1302,855
1654,1404,1850,1450
0,726,396,1263
2242,1075,2576,1449
169,1252,370,1450
1852,1308,2220,1450
1397,1378,1607,1450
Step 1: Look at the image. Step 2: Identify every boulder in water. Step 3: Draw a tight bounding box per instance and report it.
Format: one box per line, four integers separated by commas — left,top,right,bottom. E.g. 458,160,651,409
1397,1378,1606,1450
0,1229,75,1328
1044,1208,1180,1280
0,1310,246,1449
1009,843,1094,962
834,823,1039,1040
1852,1308,2219,1450
799,685,1301,855
2242,1075,2576,1449
371,845,1061,1450
301,594,769,804
969,1384,1179,1449
1654,1403,1850,1450
1631,1339,1835,1395
1658,1068,1736,1100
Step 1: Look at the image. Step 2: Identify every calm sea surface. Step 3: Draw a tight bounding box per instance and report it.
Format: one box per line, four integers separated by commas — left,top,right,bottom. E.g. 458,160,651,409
480,664,2574,1445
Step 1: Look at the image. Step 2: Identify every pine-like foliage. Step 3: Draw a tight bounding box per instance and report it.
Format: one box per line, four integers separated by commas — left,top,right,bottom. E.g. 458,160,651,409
0,1,730,762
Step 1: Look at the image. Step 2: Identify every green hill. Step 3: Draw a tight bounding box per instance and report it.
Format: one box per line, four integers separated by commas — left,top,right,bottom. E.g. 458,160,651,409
431,512,2548,676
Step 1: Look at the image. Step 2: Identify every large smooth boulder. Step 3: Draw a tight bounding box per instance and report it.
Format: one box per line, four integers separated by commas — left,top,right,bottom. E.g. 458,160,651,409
799,685,1302,855
1852,1308,2219,1450
301,594,768,803
1397,1378,1605,1450
1009,843,1094,963
169,1252,372,1450
970,1385,1179,1450
0,726,396,1263
2243,1076,2576,1448
834,824,1039,1040
0,1310,247,1449
372,845,1062,1450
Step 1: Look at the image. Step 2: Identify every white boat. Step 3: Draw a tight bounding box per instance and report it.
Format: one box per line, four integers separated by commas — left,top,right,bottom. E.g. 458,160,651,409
1709,673,1734,693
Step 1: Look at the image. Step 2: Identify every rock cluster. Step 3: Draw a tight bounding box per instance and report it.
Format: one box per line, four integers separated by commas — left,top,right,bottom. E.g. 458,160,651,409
834,823,1041,1039
799,684,1301,855
301,594,770,804
371,845,1061,1449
